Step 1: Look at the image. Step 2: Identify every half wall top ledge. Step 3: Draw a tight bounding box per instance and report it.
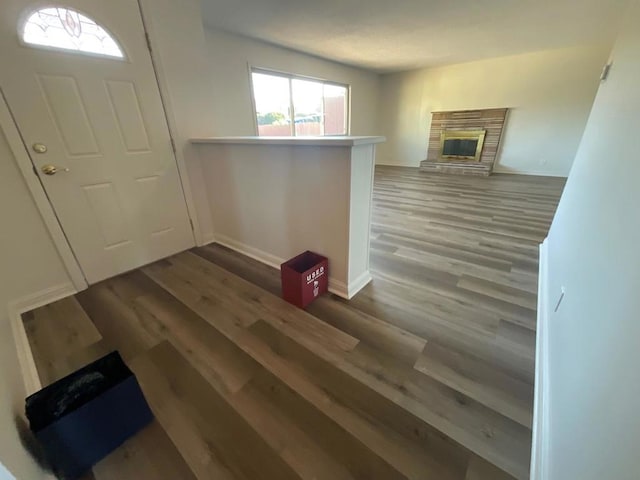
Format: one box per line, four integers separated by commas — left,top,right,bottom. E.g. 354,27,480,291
191,135,385,300
190,136,386,147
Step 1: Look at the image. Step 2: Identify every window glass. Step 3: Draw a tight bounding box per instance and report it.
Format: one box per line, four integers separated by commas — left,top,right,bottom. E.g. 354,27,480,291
292,78,323,136
253,72,292,136
324,84,348,135
23,7,124,58
252,69,349,137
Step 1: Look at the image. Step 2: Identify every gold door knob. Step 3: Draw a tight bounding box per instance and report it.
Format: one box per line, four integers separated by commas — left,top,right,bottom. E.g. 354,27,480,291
41,165,69,175
32,143,47,154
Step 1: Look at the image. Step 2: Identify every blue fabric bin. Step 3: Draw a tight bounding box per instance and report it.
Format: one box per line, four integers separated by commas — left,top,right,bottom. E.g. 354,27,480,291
25,351,154,479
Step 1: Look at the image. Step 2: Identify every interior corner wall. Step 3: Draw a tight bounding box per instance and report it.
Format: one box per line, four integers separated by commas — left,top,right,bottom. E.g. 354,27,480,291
0,115,72,480
544,1,640,478
376,44,611,176
138,0,217,244
202,28,381,137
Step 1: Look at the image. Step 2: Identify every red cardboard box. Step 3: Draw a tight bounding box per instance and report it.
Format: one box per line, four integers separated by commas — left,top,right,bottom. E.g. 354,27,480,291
281,251,329,308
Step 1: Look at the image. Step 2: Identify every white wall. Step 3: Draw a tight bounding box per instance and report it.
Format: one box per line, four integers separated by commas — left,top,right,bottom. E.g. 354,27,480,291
203,28,381,137
0,118,72,479
377,45,610,176
544,1,640,478
141,21,381,245
139,0,217,244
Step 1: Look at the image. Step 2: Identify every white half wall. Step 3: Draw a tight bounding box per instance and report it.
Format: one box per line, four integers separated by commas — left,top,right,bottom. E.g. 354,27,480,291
543,1,640,478
195,137,382,298
203,28,381,136
377,45,611,176
0,110,73,479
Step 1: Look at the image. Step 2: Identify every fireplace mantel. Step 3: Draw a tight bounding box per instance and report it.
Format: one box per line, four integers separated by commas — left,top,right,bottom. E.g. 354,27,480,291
420,108,508,176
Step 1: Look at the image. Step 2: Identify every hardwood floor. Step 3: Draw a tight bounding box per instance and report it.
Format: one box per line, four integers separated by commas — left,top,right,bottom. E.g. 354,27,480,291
22,166,565,480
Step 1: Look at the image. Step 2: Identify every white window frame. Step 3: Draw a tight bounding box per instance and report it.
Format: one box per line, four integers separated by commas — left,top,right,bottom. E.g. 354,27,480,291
249,66,351,137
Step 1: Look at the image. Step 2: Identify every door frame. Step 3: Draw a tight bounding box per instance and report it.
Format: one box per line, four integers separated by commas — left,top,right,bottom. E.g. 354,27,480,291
0,0,205,291
0,89,88,291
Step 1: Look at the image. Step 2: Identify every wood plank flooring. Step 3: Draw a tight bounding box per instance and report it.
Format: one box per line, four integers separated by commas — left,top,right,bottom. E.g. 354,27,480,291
23,167,565,480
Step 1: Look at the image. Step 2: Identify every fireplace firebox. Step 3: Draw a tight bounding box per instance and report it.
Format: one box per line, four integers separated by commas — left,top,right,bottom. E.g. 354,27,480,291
439,130,486,162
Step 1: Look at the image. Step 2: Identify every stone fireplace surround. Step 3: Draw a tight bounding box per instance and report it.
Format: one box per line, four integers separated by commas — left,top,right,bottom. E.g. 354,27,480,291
420,108,508,176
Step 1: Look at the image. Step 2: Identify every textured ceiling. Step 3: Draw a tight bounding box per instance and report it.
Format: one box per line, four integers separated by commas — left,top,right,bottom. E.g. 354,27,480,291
200,0,627,72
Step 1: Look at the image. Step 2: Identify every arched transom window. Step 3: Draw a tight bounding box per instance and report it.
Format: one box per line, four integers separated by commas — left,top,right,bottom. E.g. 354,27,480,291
22,7,124,58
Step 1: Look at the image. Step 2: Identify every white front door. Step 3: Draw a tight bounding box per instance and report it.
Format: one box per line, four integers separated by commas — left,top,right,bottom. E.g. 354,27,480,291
0,0,195,284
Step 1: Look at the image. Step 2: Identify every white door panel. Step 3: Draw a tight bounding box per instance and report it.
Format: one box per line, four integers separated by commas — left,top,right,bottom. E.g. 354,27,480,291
0,0,194,283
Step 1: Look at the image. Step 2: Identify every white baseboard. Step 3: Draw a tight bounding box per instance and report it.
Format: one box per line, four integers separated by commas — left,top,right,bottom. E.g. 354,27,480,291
493,166,568,178
214,234,284,270
346,270,372,299
7,283,77,395
531,239,550,480
211,234,366,300
199,231,216,247
327,278,348,298
375,162,420,168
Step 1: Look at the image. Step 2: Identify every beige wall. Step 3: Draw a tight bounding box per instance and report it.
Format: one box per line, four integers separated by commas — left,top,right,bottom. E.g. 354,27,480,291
544,1,640,478
203,28,381,137
0,116,71,479
377,45,610,176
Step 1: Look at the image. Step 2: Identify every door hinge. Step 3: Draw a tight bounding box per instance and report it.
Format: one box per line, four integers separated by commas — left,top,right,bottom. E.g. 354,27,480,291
32,165,39,176
145,32,152,53
189,218,194,231
170,138,177,154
